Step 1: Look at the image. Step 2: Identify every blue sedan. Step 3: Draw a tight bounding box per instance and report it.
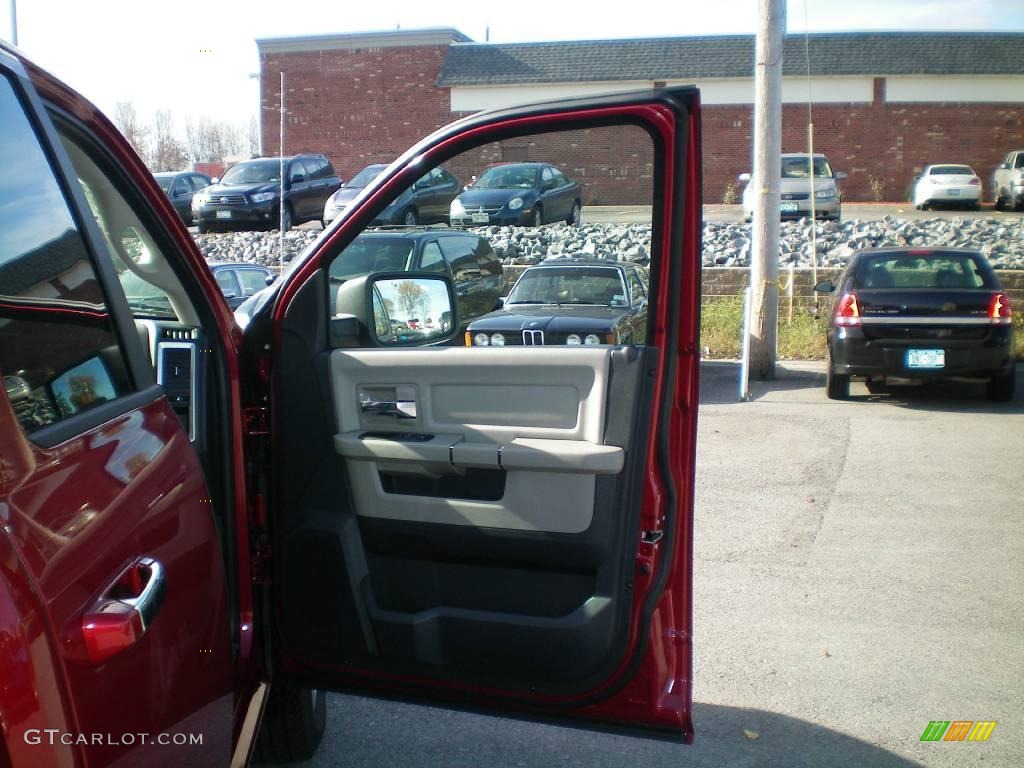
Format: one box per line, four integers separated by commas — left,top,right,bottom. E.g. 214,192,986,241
450,162,582,227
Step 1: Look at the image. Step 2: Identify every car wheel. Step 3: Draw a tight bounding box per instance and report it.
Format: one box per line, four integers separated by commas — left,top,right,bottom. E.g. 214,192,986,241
197,221,211,235
531,207,543,227
280,204,293,232
403,208,418,226
253,685,327,763
994,193,1005,211
987,367,1016,402
566,201,581,226
826,353,850,400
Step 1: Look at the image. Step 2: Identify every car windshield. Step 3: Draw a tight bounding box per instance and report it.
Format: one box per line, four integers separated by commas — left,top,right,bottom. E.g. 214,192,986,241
153,174,174,192
929,165,975,175
345,165,388,188
329,238,415,281
853,252,993,290
472,166,539,190
780,157,833,178
508,267,626,306
220,159,281,185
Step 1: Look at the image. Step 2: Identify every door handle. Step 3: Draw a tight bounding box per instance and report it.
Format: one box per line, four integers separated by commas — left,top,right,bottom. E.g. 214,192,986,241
360,397,417,420
82,557,166,664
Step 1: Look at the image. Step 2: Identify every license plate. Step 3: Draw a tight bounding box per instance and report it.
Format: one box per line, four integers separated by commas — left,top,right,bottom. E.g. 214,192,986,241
906,349,945,369
471,213,489,224
216,210,232,219
780,202,799,212
948,189,960,196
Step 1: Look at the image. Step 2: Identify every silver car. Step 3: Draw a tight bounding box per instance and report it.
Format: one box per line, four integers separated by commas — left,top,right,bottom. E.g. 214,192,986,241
740,153,845,222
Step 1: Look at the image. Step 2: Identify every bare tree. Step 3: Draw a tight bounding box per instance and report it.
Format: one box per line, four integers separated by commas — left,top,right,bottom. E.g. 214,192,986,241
248,114,260,157
185,116,249,164
112,101,150,164
151,111,189,171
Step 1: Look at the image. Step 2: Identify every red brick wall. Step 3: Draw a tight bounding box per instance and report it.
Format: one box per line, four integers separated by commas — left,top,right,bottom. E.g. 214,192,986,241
260,44,455,181
264,50,1024,205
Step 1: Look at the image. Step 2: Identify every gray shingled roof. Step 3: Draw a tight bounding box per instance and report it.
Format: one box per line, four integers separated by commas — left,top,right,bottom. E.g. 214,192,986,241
437,32,1024,86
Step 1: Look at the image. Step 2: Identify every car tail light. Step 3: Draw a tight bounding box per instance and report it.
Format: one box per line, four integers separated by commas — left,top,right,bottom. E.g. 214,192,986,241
969,177,981,185
834,293,862,326
989,293,1012,326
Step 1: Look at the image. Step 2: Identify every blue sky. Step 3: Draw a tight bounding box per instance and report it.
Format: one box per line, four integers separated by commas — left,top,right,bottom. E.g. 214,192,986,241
3,0,1022,132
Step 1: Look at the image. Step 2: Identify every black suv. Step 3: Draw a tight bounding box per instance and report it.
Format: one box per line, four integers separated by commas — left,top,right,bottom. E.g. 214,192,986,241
327,229,504,330
194,154,341,233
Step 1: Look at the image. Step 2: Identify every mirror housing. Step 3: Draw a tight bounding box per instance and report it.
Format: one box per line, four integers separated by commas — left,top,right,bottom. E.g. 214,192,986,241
835,171,848,180
221,288,238,300
414,177,431,190
331,272,459,348
291,174,305,185
813,279,835,294
211,176,220,184
738,172,751,183
264,273,276,286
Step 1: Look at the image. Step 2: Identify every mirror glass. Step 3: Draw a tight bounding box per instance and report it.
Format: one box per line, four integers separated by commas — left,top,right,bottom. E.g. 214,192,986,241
371,277,453,345
49,356,118,418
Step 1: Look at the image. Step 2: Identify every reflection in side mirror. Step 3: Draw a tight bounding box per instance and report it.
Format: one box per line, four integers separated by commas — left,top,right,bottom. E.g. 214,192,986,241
813,280,835,294
49,356,118,418
331,272,458,348
738,172,751,183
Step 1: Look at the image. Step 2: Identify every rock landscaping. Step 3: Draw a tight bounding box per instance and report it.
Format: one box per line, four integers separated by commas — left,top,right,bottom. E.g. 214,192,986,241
193,216,1024,270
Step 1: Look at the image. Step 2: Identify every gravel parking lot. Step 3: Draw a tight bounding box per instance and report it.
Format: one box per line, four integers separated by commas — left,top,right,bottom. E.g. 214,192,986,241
272,361,1024,768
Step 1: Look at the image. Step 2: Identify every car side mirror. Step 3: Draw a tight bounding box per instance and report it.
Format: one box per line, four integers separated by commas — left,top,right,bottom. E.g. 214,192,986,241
291,174,305,185
221,288,238,300
414,178,431,190
835,171,848,180
264,273,276,286
331,272,458,348
738,172,751,182
494,296,506,310
211,177,220,184
813,280,835,294
1001,163,1009,169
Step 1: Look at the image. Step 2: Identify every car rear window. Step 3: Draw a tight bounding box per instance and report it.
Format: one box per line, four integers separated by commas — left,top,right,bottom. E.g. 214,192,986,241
329,237,415,280
929,165,974,175
853,252,994,290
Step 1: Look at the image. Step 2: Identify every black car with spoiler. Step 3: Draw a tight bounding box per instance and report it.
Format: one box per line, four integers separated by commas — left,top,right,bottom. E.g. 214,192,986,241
466,258,648,347
816,247,1015,401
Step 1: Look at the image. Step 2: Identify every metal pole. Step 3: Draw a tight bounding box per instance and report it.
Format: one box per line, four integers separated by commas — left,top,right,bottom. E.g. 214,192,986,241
279,71,285,269
749,0,785,379
9,0,17,46
807,122,818,288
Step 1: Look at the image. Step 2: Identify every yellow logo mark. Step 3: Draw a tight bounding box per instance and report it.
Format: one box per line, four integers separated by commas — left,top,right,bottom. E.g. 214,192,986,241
968,721,997,742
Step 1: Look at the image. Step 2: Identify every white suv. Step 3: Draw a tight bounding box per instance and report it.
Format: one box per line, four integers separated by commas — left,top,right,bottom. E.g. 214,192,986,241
993,150,1024,211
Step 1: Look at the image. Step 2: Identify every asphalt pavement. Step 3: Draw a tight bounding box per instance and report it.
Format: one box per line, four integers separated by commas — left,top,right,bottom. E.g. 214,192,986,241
274,362,1024,768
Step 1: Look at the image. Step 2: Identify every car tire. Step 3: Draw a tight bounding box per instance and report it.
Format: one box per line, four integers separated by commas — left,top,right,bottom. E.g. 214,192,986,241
197,221,210,235
531,207,543,227
826,354,850,400
280,205,293,232
566,201,581,226
253,685,327,764
403,208,418,226
987,367,1016,402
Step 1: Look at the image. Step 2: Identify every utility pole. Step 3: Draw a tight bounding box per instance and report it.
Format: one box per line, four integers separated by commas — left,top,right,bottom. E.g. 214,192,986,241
9,0,17,46
748,0,785,379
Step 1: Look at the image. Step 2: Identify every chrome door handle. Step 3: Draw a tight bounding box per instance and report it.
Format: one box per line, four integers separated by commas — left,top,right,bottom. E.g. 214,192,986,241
81,556,166,664
360,398,417,420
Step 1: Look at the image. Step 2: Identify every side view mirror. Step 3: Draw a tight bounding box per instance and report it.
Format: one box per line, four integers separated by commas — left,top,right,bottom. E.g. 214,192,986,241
221,288,238,300
494,296,506,310
291,174,305,185
264,273,276,286
211,176,220,184
414,178,431,190
813,280,835,294
1001,163,1010,169
331,272,459,349
738,172,751,183
835,171,848,180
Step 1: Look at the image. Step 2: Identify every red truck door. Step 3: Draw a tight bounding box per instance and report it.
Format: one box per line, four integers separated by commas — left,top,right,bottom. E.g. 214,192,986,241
0,50,239,766
261,88,702,739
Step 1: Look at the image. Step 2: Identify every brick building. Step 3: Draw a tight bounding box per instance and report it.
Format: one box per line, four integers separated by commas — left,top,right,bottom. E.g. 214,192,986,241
256,29,1024,204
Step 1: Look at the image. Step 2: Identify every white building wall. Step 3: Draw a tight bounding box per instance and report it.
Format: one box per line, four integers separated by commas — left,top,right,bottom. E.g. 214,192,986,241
885,75,1024,102
450,77,876,112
